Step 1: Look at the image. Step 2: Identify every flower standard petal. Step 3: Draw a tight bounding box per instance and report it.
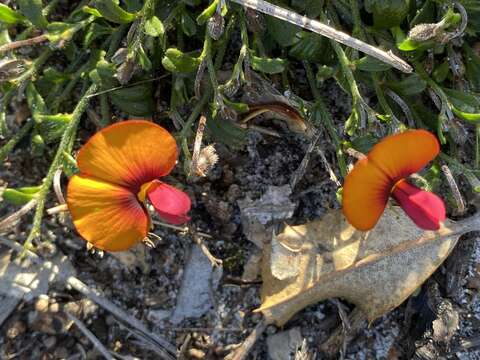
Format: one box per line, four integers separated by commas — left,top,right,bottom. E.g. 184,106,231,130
391,179,446,230
143,180,191,225
368,130,440,182
67,174,150,251
342,157,393,231
76,120,178,190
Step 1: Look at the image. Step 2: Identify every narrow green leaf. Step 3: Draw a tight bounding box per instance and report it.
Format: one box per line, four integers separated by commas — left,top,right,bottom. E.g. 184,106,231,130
196,0,218,25
92,0,136,24
162,48,200,73
17,0,48,28
2,188,38,205
386,74,426,97
144,15,164,37
181,12,197,37
250,55,287,74
0,4,26,25
353,56,392,72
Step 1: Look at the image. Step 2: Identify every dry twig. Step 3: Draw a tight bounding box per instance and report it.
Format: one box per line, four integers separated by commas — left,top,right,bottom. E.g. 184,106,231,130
0,35,48,54
66,311,115,360
230,0,412,73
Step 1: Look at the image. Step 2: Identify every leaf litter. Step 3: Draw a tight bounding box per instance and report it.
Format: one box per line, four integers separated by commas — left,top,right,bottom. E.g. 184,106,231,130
259,206,480,326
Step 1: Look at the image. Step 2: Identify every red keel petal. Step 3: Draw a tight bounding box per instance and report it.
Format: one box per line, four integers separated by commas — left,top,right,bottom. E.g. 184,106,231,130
146,180,191,225
391,180,446,230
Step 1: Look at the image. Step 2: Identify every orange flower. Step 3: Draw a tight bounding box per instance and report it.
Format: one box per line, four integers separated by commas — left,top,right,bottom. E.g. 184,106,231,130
342,130,446,231
67,120,191,251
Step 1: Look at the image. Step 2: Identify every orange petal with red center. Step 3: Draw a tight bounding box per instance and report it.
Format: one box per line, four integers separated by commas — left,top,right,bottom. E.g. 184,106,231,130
391,179,446,230
77,120,178,189
368,130,440,182
342,157,393,231
145,180,191,225
67,174,149,252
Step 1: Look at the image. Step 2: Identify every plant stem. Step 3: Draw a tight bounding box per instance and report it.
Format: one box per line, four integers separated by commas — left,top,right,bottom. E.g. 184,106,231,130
22,84,98,253
0,120,34,162
476,124,480,169
304,62,347,177
0,35,48,54
12,48,52,85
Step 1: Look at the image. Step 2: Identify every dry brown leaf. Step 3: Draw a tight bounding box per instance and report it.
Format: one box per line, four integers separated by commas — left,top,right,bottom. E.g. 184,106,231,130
258,207,480,326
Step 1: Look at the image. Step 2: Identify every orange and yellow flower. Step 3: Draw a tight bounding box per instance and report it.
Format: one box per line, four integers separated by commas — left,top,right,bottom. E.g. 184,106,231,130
67,120,191,252
342,129,446,231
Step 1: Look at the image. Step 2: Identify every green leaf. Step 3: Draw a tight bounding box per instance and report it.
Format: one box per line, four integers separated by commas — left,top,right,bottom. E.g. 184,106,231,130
365,0,411,29
464,44,480,92
92,0,136,24
181,12,197,37
26,82,48,120
397,37,425,51
288,32,328,62
349,134,378,154
137,45,152,71
265,15,299,47
432,61,450,83
207,115,247,149
109,83,154,116
196,0,218,25
0,4,26,25
35,113,71,143
144,15,164,37
250,55,287,74
30,134,46,156
162,48,201,73
443,87,480,124
386,74,426,97
223,98,249,113
353,56,392,72
17,0,48,28
82,6,102,18
83,22,113,48
2,187,40,205
46,21,90,43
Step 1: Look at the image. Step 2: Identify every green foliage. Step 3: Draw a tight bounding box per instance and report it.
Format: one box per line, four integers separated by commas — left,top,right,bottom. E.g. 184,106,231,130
0,4,26,25
1,0,480,250
92,0,137,24
365,0,411,29
3,186,41,205
17,0,48,28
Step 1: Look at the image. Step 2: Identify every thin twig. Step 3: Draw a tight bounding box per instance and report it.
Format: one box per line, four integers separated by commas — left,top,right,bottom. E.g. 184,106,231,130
230,0,412,73
0,200,37,233
0,35,48,54
53,169,66,204
152,220,213,239
46,204,68,215
85,75,170,98
441,164,466,215
0,237,177,360
191,230,222,267
65,311,115,360
226,319,267,360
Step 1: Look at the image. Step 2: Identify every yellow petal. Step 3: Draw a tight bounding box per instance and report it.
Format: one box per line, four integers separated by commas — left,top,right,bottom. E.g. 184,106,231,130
368,129,440,182
67,174,149,251
77,120,177,189
342,158,392,231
